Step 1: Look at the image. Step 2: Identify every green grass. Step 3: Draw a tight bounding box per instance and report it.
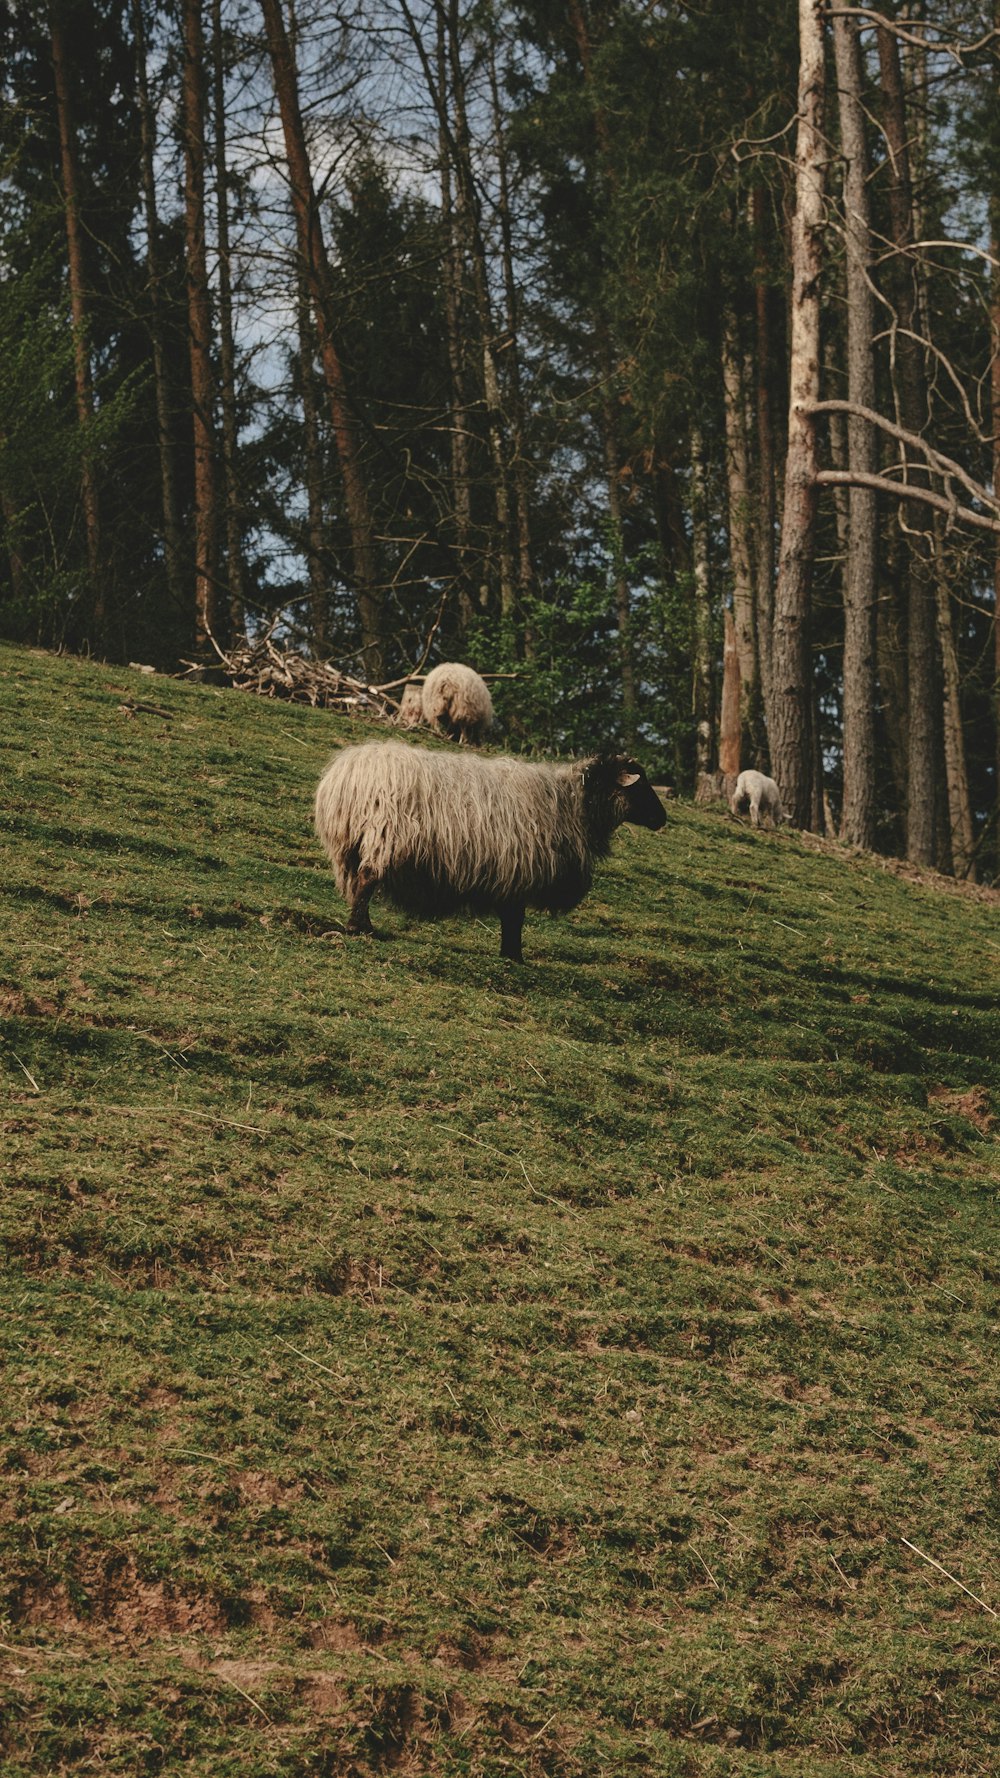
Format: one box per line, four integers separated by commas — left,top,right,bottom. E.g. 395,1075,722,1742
1,640,999,1776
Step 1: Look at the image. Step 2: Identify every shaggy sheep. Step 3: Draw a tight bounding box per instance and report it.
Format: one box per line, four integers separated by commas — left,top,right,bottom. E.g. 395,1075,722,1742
730,768,784,829
421,662,494,745
314,740,667,962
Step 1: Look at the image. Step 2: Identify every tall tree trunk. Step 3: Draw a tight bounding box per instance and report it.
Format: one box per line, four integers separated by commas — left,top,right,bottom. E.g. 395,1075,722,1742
486,17,536,618
211,0,244,641
771,0,825,828
833,11,878,849
752,186,777,761
182,0,218,653
565,0,637,737
932,522,976,879
442,0,515,621
877,9,938,865
436,4,474,635
51,6,103,635
989,2,1000,872
599,325,638,748
721,304,760,769
260,0,385,677
295,286,329,655
133,0,186,622
690,422,713,787
719,609,741,788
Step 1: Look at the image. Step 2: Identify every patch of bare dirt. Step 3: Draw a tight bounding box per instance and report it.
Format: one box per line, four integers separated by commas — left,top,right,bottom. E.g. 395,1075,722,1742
928,1085,995,1132
11,1558,228,1642
308,1618,367,1654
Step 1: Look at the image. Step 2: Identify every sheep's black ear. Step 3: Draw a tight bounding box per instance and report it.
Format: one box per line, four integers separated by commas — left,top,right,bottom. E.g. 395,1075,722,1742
617,766,641,788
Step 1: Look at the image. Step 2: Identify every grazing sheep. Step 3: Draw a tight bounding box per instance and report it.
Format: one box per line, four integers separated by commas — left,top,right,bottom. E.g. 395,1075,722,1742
421,662,494,745
730,769,784,829
314,740,667,962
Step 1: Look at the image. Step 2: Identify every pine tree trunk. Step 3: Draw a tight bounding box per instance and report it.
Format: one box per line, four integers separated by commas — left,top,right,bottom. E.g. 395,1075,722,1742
295,286,329,655
719,609,741,787
932,524,976,880
720,305,760,768
877,10,938,866
752,186,777,755
993,104,1000,877
260,0,385,678
51,6,103,634
133,0,186,623
771,0,825,828
436,6,474,635
598,361,638,746
182,0,218,654
833,11,878,849
443,0,515,621
211,0,245,642
690,422,713,786
486,20,536,620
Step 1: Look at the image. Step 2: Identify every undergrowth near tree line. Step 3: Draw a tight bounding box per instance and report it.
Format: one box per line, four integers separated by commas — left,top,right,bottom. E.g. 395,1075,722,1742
1,642,998,1776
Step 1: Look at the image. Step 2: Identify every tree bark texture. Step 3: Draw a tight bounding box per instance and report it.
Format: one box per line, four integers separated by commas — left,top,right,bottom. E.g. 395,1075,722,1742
260,0,384,677
182,0,219,653
212,0,245,641
51,6,103,629
752,187,777,751
719,608,741,785
436,6,475,635
486,22,536,620
294,286,329,655
690,422,713,786
770,0,825,828
832,11,878,849
877,10,938,866
721,307,761,769
133,0,186,622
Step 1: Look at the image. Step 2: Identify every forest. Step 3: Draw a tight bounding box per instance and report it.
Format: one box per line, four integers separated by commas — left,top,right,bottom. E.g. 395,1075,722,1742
2,0,999,876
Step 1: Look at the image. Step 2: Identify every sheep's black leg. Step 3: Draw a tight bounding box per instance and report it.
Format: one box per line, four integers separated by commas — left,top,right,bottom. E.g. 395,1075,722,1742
346,868,377,936
499,904,525,963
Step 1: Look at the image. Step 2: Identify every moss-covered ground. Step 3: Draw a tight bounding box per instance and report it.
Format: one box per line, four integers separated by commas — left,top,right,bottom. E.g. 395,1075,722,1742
1,641,999,1775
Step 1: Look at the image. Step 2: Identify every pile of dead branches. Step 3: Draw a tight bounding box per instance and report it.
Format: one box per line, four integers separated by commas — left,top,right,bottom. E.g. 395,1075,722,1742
192,632,405,720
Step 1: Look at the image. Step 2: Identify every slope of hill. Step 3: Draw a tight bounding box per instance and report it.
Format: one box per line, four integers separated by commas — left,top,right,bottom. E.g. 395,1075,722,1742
1,642,998,1777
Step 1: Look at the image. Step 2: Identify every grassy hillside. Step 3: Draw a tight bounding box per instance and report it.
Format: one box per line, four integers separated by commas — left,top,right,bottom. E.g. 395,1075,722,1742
1,641,999,1777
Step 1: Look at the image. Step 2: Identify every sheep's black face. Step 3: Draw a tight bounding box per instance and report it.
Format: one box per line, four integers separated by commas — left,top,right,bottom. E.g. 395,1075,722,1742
590,757,667,830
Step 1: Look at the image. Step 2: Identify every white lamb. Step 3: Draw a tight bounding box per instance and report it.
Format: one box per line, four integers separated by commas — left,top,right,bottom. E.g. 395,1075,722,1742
730,769,784,830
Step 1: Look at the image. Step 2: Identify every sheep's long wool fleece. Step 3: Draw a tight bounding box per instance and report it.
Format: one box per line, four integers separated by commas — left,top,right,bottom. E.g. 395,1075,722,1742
314,741,605,915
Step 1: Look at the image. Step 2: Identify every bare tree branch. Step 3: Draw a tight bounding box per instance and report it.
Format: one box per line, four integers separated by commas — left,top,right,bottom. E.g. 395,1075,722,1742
806,399,1000,512
815,469,1000,535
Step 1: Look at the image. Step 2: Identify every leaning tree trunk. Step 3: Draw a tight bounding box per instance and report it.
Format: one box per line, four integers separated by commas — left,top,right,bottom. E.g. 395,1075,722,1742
182,0,219,654
133,0,186,621
770,0,825,828
51,5,103,636
833,10,878,849
877,10,938,866
260,0,385,678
